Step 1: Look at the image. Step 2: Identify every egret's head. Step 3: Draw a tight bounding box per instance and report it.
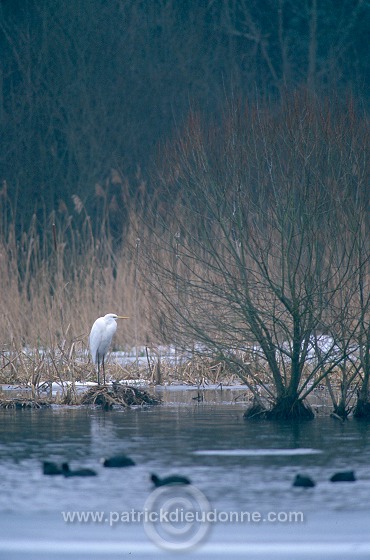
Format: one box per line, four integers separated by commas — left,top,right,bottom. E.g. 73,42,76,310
104,313,129,321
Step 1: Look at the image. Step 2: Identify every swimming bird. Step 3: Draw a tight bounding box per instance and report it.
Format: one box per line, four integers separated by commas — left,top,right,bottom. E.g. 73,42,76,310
89,313,129,385
42,461,63,475
330,471,356,482
102,455,136,468
62,463,97,477
292,474,315,488
151,473,191,487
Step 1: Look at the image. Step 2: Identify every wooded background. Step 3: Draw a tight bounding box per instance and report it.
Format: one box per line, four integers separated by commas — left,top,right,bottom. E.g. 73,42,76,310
1,0,368,235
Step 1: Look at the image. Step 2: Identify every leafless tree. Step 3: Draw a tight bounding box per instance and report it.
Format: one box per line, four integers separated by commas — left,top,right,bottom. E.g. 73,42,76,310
141,95,368,420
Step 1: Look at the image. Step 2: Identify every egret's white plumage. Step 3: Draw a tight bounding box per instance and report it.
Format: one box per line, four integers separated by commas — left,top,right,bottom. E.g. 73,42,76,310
89,313,129,385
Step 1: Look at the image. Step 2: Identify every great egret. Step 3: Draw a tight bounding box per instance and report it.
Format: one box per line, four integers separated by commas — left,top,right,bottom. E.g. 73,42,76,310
89,313,129,385
150,473,191,487
102,454,136,468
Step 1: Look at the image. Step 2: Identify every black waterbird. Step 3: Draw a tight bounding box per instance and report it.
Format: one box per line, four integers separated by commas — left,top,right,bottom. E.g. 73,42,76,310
330,471,356,482
62,463,97,477
151,473,191,487
293,474,315,488
102,454,136,468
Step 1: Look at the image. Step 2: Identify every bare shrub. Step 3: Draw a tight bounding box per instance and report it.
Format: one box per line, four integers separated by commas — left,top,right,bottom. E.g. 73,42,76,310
140,94,369,419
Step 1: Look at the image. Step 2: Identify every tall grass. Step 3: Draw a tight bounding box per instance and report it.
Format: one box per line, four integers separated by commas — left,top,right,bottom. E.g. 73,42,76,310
0,195,156,385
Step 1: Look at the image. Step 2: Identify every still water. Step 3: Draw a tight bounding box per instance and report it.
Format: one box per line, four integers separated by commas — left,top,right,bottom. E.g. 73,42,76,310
0,386,370,559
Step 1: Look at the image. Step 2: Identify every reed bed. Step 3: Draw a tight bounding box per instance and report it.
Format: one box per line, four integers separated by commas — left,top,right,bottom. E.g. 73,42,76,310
0,201,154,361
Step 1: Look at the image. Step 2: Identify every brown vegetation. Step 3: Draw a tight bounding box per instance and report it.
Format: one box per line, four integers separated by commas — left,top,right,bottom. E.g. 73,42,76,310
139,94,369,420
0,200,154,352
80,385,161,409
0,95,368,421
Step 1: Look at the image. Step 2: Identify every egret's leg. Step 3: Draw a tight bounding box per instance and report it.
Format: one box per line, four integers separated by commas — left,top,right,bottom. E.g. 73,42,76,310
97,354,100,385
102,356,106,385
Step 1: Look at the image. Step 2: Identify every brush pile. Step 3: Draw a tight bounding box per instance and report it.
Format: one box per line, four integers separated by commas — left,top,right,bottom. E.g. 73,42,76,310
0,398,51,409
80,383,161,409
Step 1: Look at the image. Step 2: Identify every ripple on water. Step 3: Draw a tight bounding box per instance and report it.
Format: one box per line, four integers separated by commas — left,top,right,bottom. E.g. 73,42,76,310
193,449,323,457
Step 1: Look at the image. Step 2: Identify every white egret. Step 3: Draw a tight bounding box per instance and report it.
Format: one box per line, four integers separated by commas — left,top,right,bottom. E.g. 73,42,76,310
89,313,129,385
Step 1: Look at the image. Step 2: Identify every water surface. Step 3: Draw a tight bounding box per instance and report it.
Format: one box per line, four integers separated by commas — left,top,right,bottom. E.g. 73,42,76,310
1,387,370,558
